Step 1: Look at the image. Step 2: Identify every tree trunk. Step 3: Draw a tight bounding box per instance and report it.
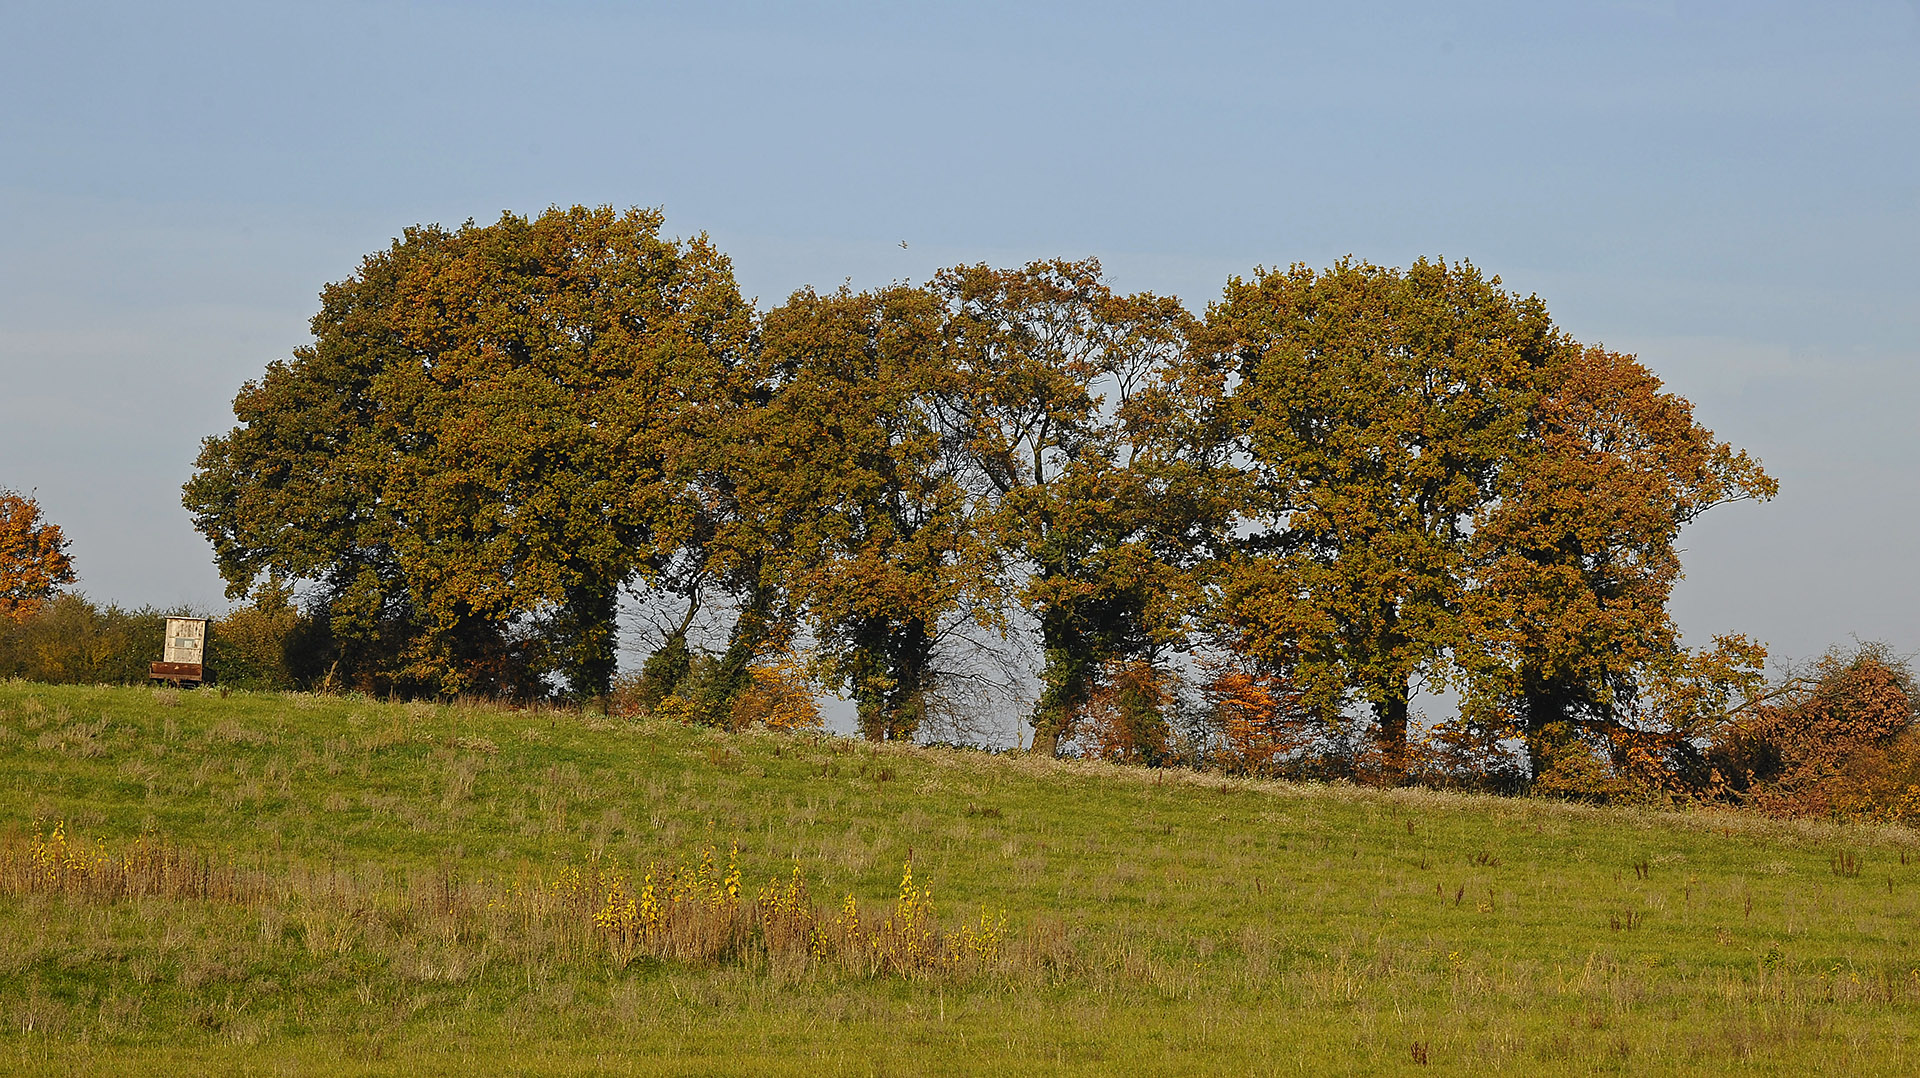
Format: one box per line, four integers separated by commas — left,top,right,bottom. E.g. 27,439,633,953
708,585,774,722
639,633,693,710
887,618,932,741
559,582,619,705
1520,678,1575,786
1029,723,1061,758
853,618,931,742
1030,602,1090,759
1374,692,1410,784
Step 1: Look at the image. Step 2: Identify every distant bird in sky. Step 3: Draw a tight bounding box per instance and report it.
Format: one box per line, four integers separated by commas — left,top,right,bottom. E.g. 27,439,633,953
899,240,908,249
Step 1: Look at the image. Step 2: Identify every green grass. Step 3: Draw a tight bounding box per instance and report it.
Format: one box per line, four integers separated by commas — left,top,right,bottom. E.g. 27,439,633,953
4,680,1920,1075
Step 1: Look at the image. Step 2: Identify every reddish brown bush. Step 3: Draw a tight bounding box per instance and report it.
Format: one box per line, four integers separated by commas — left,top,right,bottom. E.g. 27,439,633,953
1205,666,1313,775
1713,643,1918,818
1076,661,1173,765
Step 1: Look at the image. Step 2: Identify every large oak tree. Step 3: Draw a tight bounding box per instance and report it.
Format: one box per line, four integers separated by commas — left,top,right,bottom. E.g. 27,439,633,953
184,206,751,699
1202,258,1558,779
935,260,1225,756
1462,344,1776,788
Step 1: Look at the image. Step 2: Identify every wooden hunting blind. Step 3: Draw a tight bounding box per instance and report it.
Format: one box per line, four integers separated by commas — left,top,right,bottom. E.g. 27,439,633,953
149,616,209,686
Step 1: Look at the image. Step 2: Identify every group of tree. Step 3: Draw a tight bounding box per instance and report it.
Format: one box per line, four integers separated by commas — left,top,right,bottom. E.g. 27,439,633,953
169,203,1906,803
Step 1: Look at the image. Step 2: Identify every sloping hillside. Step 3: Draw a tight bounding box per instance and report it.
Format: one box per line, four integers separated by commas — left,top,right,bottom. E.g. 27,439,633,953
3,681,1918,1075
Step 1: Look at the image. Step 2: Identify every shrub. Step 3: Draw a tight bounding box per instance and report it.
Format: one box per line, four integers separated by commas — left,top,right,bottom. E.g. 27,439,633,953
1076,661,1173,765
0,590,320,690
631,634,694,712
0,594,166,684
208,593,304,691
728,652,824,731
1712,643,1919,817
1203,666,1308,775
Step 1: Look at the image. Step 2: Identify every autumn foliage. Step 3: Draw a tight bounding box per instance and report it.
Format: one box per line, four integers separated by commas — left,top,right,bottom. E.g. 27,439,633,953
727,653,825,732
162,204,1849,801
0,491,75,623
1711,644,1920,818
1073,661,1174,765
1203,664,1321,776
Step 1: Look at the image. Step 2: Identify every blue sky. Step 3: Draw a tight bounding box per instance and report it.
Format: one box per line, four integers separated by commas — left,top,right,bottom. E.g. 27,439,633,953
3,0,1917,680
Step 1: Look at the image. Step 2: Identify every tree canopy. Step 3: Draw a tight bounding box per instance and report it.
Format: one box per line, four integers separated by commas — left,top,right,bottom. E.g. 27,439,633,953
184,207,751,699
0,490,76,623
1201,259,1560,779
184,208,1778,797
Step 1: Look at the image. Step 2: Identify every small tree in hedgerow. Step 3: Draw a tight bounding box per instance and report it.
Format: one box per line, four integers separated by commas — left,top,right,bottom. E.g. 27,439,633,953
0,490,76,623
1711,643,1920,818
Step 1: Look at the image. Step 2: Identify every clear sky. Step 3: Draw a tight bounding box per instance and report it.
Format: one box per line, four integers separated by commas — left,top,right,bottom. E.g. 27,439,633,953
3,1,1917,681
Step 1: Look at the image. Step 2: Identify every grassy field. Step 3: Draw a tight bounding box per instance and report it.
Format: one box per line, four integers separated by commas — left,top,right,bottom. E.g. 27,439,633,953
3,680,1919,1075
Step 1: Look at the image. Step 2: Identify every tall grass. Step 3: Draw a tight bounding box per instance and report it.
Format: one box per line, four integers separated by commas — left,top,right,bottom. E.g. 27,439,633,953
1,822,1005,982
0,822,265,904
